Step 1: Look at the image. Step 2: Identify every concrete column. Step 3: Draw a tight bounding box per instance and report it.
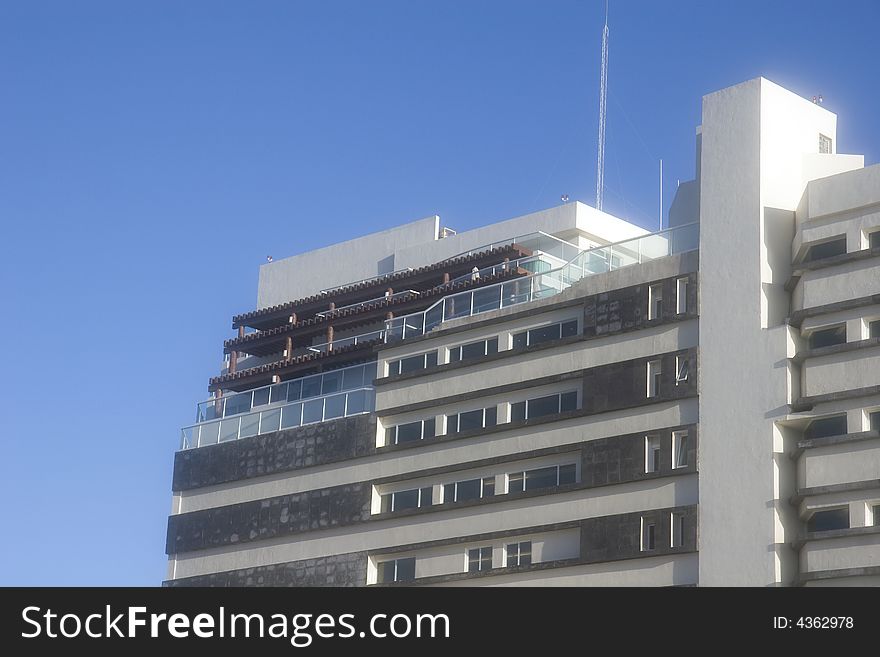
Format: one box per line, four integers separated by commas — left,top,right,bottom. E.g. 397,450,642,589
285,336,293,359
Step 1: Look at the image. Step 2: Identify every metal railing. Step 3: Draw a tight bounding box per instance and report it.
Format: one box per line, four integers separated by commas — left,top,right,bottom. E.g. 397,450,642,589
385,222,699,342
315,290,420,317
446,230,582,262
181,386,375,449
196,362,376,422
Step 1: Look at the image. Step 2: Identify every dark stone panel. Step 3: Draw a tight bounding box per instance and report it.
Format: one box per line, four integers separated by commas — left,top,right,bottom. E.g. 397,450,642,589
581,348,698,414
164,551,367,587
166,483,372,554
583,272,698,339
581,425,698,487
172,415,376,492
580,505,697,564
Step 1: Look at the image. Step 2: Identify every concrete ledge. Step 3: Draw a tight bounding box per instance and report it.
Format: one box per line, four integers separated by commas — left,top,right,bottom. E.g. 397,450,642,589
797,564,880,585
791,478,880,504
789,293,880,329
792,385,880,412
800,524,880,545
797,429,880,450
792,336,880,364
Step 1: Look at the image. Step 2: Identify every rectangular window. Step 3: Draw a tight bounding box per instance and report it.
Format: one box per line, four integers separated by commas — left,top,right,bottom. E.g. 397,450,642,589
507,463,577,494
808,325,846,350
819,133,832,154
510,391,578,422
443,476,495,503
675,277,689,315
874,505,880,527
672,431,688,469
377,557,416,583
641,518,656,551
389,351,438,376
506,541,532,567
467,547,493,573
645,435,661,474
647,360,662,398
447,406,498,434
387,418,436,445
871,411,880,432
381,486,433,513
870,320,880,339
807,507,849,532
648,284,663,320
803,236,846,262
805,415,847,439
671,513,685,548
449,337,499,363
675,355,689,384
512,319,579,349
871,231,880,250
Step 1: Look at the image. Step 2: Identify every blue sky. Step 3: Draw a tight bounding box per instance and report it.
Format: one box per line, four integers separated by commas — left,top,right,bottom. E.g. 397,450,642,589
1,1,878,585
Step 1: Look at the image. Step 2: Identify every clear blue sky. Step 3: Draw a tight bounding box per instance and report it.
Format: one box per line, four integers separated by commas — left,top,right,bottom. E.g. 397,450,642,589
1,1,877,585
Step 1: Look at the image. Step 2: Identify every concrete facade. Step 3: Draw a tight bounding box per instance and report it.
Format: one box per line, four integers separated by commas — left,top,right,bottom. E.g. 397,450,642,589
165,76,880,587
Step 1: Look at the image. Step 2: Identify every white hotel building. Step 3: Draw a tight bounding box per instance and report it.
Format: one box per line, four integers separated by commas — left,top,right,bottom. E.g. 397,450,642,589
166,77,880,587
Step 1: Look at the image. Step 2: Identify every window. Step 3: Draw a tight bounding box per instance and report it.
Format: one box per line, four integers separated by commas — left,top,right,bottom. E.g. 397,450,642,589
641,518,656,551
507,463,577,494
467,547,493,573
512,319,579,349
377,557,416,583
672,431,688,469
675,355,689,384
803,237,846,262
648,284,663,320
443,477,495,503
819,133,832,154
645,435,661,474
386,417,436,445
380,487,433,513
871,231,880,250
871,411,880,432
805,415,847,439
447,406,498,434
808,325,846,350
874,505,880,527
510,391,578,422
506,541,532,567
647,360,662,398
388,351,438,376
449,337,499,363
807,507,849,532
870,320,880,339
675,277,689,315
671,513,685,548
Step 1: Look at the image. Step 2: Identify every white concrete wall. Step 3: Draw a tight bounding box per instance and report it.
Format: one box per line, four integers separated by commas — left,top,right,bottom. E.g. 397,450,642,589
802,346,880,397
801,535,880,573
798,439,880,489
796,259,880,311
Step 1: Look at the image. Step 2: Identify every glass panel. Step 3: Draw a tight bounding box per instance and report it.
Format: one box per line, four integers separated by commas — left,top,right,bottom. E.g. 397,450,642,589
377,561,394,583
395,421,422,444
219,417,240,442
198,400,221,422
424,304,443,333
482,477,495,497
870,231,880,250
395,558,416,582
346,389,368,415
239,412,260,438
443,483,455,504
448,346,461,363
485,406,497,427
559,463,576,485
501,280,529,307
560,391,578,413
446,414,459,434
808,325,846,349
261,408,281,433
871,411,880,432
302,398,324,424
403,314,425,339
461,340,487,360
805,237,846,262
399,354,426,374
511,401,526,422
321,371,343,395
675,433,688,468
480,547,492,570
455,479,481,501
301,376,322,399
423,418,436,438
870,320,880,339
419,486,433,505
324,393,346,419
444,291,472,320
472,286,501,314
342,365,365,390
181,427,195,450
392,489,420,511
506,543,518,567
252,387,270,407
806,415,847,439
512,331,527,350
286,379,302,401
561,320,578,337
524,466,558,491
224,393,251,417
486,337,499,355
508,472,524,494
386,317,405,342
426,351,438,368
527,394,560,419
468,549,481,573
281,403,302,429
807,508,849,532
199,421,220,446
520,541,532,566
269,382,288,404
458,409,484,432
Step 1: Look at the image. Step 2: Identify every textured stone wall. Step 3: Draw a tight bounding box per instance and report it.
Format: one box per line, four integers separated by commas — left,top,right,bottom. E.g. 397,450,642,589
172,415,376,492
581,426,698,486
580,505,698,563
166,482,372,554
165,551,367,587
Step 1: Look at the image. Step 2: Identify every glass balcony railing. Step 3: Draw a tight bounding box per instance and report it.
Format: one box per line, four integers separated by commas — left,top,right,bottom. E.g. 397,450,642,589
197,362,375,422
181,386,375,450
385,222,699,341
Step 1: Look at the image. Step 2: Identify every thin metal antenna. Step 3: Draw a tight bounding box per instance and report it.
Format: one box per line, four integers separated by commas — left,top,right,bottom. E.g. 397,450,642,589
595,0,609,211
659,158,663,230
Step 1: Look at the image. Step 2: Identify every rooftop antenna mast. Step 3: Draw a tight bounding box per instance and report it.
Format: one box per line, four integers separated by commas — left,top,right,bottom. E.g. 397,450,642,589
595,1,609,211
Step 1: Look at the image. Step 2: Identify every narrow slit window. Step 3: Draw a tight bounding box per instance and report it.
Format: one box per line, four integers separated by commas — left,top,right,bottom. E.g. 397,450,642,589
671,513,685,548
672,431,688,469
645,435,661,474
675,355,689,384
641,518,656,551
647,360,662,398
648,284,663,320
675,277,689,315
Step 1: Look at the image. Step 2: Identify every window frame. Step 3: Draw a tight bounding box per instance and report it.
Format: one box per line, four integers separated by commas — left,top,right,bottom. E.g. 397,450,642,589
446,406,498,434
807,507,850,533
377,557,416,583
382,486,433,513
387,417,436,445
648,284,663,320
672,430,688,469
510,390,579,422
645,435,661,474
671,512,685,548
511,318,579,350
506,462,578,494
647,360,662,398
388,351,438,376
443,476,496,504
467,546,493,573
641,517,656,551
506,541,533,567
448,336,499,364
802,236,846,263
675,355,689,384
806,324,846,350
675,277,689,315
